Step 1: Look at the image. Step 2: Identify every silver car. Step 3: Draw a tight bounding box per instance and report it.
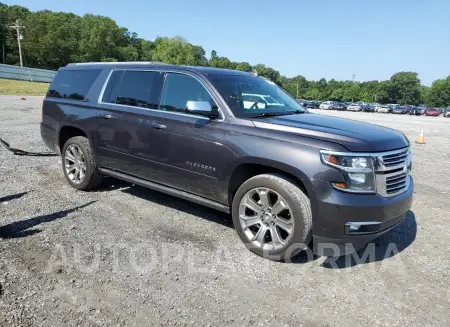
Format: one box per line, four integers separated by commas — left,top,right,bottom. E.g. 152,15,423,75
347,103,362,111
377,105,390,113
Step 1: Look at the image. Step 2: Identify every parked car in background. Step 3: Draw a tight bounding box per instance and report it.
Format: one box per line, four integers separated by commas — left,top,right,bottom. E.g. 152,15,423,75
331,102,347,110
347,103,362,111
362,103,375,112
444,107,450,118
425,108,440,116
296,99,307,106
392,105,408,114
376,105,390,113
374,104,384,112
311,101,321,108
319,101,334,110
408,106,424,115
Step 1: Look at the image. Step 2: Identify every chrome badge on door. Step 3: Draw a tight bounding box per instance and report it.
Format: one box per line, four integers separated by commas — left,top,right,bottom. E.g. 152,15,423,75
186,161,216,172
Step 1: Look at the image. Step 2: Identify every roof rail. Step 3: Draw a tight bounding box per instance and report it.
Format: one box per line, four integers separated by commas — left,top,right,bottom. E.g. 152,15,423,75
67,61,167,66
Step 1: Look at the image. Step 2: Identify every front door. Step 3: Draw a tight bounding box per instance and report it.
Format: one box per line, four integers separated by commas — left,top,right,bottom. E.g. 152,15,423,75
143,72,234,203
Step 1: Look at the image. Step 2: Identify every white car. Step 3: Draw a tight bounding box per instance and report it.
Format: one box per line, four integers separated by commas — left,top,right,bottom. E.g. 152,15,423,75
376,105,390,113
319,101,333,110
242,93,283,109
347,103,362,111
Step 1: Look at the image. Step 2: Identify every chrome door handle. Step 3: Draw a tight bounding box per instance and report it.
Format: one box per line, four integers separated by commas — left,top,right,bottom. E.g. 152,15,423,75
152,123,166,130
99,113,112,119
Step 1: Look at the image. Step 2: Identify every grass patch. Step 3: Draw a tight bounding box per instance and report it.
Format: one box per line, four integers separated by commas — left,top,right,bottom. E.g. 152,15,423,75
0,78,49,96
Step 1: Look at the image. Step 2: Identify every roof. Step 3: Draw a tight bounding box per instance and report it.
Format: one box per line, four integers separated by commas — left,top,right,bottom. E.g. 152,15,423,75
65,62,252,77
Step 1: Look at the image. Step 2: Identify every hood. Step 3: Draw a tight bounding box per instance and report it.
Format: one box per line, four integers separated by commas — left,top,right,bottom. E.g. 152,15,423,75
252,113,409,152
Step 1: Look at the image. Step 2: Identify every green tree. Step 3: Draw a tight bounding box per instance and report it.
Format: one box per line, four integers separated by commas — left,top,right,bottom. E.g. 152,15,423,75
253,64,281,83
152,36,207,66
427,77,450,107
389,72,421,105
343,84,360,102
234,62,252,72
375,81,392,104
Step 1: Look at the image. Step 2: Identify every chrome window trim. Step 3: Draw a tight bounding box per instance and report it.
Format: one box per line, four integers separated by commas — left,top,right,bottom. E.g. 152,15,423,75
97,68,225,122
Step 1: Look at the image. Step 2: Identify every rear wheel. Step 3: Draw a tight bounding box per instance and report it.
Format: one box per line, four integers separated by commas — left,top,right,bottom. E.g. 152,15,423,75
232,174,312,261
61,136,103,190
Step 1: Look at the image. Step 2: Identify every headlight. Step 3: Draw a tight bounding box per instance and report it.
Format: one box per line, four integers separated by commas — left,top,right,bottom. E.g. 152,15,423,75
320,151,376,193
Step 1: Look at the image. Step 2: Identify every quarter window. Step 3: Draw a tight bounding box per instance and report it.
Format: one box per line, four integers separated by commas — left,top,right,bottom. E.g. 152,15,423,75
47,69,101,101
160,73,216,114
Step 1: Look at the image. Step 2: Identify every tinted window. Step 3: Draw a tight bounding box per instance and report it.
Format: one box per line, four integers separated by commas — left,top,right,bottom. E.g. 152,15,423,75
101,70,122,103
47,69,101,101
160,73,215,114
113,71,159,108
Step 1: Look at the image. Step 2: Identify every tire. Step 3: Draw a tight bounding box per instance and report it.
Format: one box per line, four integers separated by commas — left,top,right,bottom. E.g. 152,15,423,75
232,173,312,261
61,136,103,190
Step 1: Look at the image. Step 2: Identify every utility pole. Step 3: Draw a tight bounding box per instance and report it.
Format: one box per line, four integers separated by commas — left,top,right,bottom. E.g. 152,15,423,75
9,19,23,67
296,82,299,99
351,74,356,103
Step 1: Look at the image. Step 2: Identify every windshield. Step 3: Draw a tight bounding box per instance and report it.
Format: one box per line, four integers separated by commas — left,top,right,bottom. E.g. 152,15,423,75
209,75,305,118
262,95,280,104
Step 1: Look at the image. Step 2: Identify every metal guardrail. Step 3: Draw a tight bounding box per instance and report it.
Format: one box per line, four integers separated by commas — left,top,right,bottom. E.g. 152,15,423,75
0,64,56,83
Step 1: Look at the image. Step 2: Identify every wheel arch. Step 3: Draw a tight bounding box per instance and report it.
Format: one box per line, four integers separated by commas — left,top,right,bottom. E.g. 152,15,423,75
58,124,89,152
226,157,314,206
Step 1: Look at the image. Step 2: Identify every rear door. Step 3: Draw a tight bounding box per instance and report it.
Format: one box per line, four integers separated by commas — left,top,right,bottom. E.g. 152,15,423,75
96,69,164,177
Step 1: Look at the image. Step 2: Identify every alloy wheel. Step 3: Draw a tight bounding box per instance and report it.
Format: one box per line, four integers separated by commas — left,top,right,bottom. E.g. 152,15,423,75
238,187,294,251
64,144,86,184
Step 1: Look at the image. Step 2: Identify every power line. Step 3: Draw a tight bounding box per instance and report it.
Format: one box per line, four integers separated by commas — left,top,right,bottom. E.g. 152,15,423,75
9,19,23,67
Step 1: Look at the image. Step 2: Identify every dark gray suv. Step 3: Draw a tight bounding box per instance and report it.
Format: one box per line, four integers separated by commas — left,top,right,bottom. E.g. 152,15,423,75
41,62,413,260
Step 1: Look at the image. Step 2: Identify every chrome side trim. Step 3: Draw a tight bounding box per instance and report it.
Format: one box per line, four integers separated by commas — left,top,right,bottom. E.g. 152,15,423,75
98,168,230,213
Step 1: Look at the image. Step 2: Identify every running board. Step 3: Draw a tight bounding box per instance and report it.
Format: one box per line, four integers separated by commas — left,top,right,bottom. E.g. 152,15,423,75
98,168,230,213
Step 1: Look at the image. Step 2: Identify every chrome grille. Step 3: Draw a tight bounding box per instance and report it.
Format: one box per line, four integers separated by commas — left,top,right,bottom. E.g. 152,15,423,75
386,173,407,194
382,149,408,167
375,147,411,197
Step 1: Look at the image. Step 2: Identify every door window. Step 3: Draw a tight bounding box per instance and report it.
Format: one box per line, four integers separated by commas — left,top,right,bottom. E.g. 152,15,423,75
106,70,160,109
160,73,216,115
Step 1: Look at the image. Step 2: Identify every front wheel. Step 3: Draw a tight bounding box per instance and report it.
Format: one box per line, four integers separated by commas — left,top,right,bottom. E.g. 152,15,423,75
232,174,312,261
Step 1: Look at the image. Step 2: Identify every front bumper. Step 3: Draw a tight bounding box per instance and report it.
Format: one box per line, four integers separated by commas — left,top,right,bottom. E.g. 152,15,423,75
310,177,414,256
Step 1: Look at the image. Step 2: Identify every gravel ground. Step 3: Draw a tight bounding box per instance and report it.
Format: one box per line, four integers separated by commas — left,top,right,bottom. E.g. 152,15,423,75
0,96,449,327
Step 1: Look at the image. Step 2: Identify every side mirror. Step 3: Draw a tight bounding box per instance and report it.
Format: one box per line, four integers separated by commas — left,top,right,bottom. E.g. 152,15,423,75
186,101,219,118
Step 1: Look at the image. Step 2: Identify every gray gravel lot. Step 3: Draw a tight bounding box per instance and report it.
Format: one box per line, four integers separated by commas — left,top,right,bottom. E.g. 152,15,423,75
1,96,449,326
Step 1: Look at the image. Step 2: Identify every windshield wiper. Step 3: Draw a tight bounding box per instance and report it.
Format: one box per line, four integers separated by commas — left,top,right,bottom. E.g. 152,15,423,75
249,110,305,118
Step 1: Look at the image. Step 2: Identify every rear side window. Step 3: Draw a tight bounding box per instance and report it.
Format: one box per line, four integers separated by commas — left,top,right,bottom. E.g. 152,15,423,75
160,73,215,114
47,69,101,101
107,70,159,108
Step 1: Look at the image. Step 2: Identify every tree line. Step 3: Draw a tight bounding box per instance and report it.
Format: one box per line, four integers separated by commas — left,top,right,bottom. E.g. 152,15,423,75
0,2,449,107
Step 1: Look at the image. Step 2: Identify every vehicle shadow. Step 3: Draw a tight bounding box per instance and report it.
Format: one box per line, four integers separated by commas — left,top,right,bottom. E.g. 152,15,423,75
0,201,96,239
320,210,417,269
0,191,28,203
116,183,233,228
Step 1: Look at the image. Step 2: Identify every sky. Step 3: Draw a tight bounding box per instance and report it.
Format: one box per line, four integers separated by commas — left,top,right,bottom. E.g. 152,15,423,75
3,0,449,85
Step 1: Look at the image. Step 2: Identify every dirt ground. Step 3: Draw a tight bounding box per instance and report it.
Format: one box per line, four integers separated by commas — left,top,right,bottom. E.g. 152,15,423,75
1,96,449,326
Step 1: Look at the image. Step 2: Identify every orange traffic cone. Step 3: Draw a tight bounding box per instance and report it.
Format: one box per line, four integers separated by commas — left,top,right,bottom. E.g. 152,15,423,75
415,129,425,144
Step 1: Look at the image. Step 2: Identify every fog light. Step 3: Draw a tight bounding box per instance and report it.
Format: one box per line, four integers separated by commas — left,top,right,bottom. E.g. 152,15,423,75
348,224,361,231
